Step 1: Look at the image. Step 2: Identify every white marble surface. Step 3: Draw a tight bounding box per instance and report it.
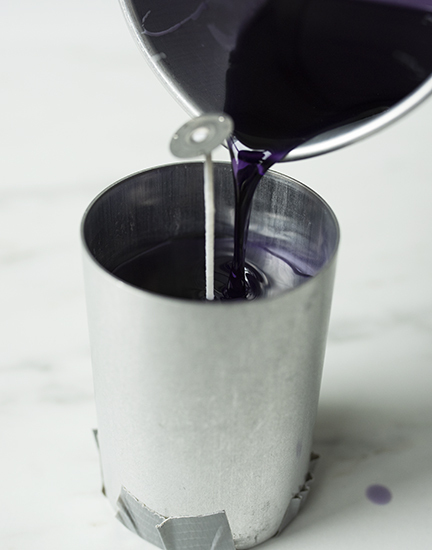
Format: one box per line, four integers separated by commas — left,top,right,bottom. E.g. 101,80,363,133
1,1,431,548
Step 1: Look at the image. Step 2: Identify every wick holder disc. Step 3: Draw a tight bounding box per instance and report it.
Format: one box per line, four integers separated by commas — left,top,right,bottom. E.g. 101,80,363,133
170,114,233,158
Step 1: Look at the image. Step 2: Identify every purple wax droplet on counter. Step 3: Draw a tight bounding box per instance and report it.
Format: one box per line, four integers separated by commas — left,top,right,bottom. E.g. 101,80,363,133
366,484,392,505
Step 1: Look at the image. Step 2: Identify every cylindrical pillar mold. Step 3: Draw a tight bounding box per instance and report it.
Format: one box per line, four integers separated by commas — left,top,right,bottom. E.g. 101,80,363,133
82,163,339,549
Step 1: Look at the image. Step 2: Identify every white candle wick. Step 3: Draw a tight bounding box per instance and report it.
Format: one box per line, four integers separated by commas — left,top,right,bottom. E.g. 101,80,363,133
204,153,215,301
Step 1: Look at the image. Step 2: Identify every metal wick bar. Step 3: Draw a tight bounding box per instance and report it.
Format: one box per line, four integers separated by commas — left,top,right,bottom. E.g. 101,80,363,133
170,113,234,301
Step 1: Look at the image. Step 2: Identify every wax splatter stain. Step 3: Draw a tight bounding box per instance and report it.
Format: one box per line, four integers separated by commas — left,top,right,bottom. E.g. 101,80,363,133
366,484,392,505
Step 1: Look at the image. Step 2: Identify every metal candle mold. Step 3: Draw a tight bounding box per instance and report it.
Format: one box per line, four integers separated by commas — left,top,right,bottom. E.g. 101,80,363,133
82,162,339,548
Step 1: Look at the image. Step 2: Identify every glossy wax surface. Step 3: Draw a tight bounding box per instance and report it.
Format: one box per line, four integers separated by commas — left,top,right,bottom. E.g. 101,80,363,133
125,0,432,154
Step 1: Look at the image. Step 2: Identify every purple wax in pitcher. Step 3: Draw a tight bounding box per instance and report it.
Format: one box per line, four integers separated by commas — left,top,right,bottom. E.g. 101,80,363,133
115,0,432,299
223,0,432,151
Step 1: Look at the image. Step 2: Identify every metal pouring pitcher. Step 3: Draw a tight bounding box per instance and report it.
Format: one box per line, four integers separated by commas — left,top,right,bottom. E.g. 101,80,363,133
119,0,432,160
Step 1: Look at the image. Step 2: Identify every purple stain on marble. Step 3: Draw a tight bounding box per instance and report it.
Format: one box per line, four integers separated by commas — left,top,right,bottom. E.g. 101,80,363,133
366,484,392,505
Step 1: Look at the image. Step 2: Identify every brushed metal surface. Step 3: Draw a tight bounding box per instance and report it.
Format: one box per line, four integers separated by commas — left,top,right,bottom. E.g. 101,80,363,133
82,163,339,548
